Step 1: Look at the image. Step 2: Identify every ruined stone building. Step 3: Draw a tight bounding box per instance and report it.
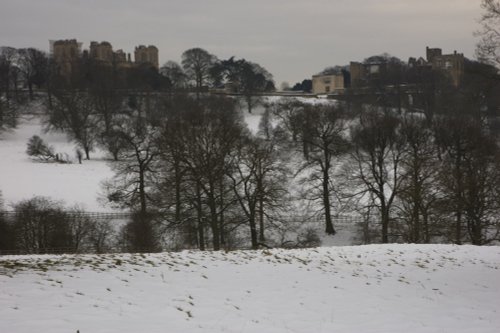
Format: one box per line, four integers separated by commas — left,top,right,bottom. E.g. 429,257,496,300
424,47,464,87
349,59,401,88
50,39,159,75
50,39,82,78
134,45,159,69
89,41,113,63
312,46,466,95
88,41,134,68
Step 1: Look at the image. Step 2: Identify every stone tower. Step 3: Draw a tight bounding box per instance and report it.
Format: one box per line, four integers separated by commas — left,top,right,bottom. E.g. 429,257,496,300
89,41,114,63
50,39,82,78
134,45,159,69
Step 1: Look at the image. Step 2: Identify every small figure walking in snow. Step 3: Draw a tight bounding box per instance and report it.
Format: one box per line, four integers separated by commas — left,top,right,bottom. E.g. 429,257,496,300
76,149,83,164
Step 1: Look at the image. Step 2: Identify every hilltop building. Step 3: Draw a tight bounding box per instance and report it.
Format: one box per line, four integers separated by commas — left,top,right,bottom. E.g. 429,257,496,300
50,39,159,77
50,39,82,78
349,61,387,88
312,73,345,94
134,45,159,69
349,57,403,88
312,46,466,95
88,41,135,68
424,47,464,87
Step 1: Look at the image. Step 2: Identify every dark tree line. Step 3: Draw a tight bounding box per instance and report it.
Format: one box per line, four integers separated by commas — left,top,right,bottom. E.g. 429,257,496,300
0,197,114,254
99,94,288,251
2,91,500,253
2,39,500,252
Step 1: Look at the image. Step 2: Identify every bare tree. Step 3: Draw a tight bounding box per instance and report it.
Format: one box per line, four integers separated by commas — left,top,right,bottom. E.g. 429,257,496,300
0,47,21,130
214,57,275,113
397,116,441,243
48,91,98,159
155,96,197,246
103,110,161,252
350,110,406,243
12,197,72,253
461,140,500,245
17,48,48,100
238,61,274,113
476,0,500,67
230,136,288,248
0,191,15,251
296,104,349,235
181,48,216,97
434,116,471,244
88,220,115,253
268,98,307,143
103,111,160,215
435,115,500,244
174,96,244,250
160,61,187,89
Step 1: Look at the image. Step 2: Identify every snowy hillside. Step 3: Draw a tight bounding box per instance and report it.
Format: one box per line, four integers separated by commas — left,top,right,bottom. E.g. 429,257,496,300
0,96,326,211
0,115,114,211
1,244,499,333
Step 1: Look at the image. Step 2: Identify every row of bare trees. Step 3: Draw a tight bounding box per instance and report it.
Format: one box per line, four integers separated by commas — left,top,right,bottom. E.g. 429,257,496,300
93,92,500,249
267,97,500,246
99,95,290,251
2,90,499,253
37,90,288,252
0,196,114,254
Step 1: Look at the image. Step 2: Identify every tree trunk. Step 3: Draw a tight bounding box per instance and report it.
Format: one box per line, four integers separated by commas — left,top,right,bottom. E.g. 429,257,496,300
246,95,253,114
195,183,205,250
138,166,147,215
258,197,265,242
249,214,258,249
219,179,226,247
206,178,221,250
322,157,335,235
28,81,34,100
381,205,389,243
208,196,220,250
174,161,182,223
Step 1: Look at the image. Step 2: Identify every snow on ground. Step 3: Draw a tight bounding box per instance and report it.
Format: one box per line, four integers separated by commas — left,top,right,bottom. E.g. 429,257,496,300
0,96,332,210
241,96,336,134
0,115,114,211
1,244,499,333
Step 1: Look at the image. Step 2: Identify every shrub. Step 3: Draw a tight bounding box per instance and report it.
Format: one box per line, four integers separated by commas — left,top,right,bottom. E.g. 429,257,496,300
26,135,55,161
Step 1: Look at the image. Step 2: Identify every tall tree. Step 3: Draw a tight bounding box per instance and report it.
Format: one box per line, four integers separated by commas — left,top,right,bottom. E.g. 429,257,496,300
12,197,72,254
434,115,500,244
17,48,49,100
48,91,97,159
476,0,500,67
297,104,349,235
213,57,275,112
103,110,161,251
0,47,21,130
351,110,406,243
397,116,440,243
181,48,216,97
230,136,288,248
175,96,244,250
238,61,274,113
160,61,187,89
104,111,160,215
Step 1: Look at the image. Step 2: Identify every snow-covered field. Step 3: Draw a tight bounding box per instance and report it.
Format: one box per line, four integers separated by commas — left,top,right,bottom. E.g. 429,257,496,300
0,96,327,211
0,115,114,211
1,244,499,333
1,100,499,333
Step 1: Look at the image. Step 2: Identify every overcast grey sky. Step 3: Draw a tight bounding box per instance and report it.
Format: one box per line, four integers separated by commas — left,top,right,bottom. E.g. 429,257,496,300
1,0,482,85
